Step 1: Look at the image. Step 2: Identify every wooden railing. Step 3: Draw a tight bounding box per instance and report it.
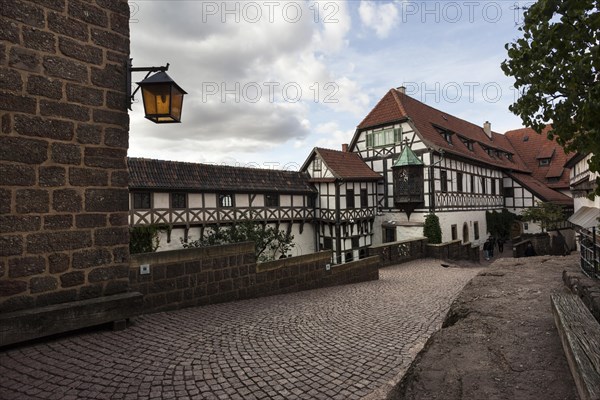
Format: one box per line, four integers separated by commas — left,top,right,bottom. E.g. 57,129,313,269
130,206,315,227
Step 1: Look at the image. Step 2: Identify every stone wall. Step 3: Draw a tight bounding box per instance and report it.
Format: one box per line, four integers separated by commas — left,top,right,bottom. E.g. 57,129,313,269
130,242,380,314
368,237,427,267
0,0,131,312
426,240,480,263
563,270,600,324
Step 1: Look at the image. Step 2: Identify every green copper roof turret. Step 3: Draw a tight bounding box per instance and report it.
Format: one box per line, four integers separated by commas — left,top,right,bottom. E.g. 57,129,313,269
393,146,423,167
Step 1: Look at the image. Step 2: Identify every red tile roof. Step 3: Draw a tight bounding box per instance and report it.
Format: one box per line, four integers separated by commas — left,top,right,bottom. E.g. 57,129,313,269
508,172,573,206
311,148,382,181
355,88,531,173
505,126,572,190
128,158,316,193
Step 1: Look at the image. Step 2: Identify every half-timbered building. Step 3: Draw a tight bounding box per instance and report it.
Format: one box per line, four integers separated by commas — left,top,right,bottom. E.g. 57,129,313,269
127,88,576,262
347,87,572,245
565,152,600,229
300,147,382,263
128,158,317,256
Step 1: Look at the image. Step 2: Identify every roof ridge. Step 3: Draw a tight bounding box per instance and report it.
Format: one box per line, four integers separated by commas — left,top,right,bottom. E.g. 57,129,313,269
127,157,304,175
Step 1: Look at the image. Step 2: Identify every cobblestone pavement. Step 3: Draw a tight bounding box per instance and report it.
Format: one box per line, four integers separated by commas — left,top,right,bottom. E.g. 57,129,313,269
0,259,482,400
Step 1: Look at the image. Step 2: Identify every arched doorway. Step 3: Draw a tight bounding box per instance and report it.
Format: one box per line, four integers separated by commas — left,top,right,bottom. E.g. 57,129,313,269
462,223,469,243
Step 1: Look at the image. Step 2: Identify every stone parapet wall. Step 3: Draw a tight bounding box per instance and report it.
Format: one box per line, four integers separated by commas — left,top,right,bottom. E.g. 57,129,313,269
369,237,427,267
426,240,479,263
130,242,379,314
0,0,131,313
563,270,600,324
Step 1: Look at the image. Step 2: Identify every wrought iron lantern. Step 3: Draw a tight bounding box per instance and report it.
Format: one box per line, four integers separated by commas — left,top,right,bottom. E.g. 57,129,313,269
127,59,187,124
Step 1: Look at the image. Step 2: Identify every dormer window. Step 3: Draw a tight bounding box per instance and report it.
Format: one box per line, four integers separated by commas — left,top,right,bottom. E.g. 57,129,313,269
506,153,514,161
435,126,453,144
459,136,474,151
539,158,551,166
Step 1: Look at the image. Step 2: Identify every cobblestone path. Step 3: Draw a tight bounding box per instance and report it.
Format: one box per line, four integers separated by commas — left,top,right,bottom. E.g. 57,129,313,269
0,260,481,400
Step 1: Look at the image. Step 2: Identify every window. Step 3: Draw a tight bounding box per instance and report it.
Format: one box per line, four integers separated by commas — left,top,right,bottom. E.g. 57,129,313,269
366,127,402,148
346,189,355,208
307,195,316,208
491,178,496,195
440,170,448,193
524,222,529,230
459,137,474,151
481,177,486,194
351,237,360,248
360,189,368,208
474,222,479,240
457,172,463,192
504,187,514,197
322,237,333,250
345,251,354,263
470,175,475,194
539,158,550,166
506,153,513,161
171,193,186,209
451,224,457,240
265,193,279,207
219,194,233,207
313,158,322,171
383,227,396,243
133,192,151,209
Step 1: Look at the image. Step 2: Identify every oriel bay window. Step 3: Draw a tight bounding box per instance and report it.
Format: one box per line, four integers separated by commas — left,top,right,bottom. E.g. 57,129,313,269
133,192,151,209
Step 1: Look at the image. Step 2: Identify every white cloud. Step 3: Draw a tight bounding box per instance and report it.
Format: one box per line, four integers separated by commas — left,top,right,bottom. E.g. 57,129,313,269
358,1,399,39
314,121,355,150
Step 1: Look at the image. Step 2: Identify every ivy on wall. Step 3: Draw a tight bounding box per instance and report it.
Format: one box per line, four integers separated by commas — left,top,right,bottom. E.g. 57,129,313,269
129,225,170,254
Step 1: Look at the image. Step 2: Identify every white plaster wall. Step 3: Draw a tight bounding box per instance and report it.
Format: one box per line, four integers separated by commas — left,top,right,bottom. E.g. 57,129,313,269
189,193,202,208
437,210,488,247
204,193,216,208
280,194,292,207
236,194,249,207
154,193,169,208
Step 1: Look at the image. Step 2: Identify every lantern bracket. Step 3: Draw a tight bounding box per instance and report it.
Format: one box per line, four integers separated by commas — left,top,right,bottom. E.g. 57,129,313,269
127,58,170,110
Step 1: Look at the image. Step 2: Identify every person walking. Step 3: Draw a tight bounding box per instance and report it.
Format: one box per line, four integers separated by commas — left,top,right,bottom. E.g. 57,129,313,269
497,237,505,254
525,242,536,257
483,239,492,261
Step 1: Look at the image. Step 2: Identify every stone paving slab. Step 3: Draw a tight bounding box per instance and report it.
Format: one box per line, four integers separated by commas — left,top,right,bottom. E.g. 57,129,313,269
0,259,481,400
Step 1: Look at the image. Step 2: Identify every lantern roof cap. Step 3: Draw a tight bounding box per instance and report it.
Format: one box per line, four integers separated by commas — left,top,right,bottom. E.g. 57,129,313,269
393,146,423,167
137,71,187,94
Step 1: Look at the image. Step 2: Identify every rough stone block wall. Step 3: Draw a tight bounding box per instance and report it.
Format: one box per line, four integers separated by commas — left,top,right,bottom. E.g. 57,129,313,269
368,238,427,267
563,270,600,324
0,0,131,312
129,243,379,314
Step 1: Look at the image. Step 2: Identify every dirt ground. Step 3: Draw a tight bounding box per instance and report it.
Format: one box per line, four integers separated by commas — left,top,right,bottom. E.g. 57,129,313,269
388,254,580,400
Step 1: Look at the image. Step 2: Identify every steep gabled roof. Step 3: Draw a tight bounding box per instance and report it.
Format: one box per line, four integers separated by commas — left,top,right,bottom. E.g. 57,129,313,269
505,126,572,190
508,172,573,206
354,88,530,173
304,148,382,181
128,158,316,193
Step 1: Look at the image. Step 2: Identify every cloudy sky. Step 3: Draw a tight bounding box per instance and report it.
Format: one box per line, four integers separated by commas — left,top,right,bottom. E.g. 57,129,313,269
129,0,530,169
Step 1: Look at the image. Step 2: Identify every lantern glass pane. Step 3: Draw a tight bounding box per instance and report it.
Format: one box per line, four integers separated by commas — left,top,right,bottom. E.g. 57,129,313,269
171,88,184,121
142,84,171,116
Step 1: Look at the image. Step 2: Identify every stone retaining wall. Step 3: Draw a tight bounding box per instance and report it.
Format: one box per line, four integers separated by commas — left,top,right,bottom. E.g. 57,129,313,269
368,238,427,267
130,242,379,314
563,270,600,324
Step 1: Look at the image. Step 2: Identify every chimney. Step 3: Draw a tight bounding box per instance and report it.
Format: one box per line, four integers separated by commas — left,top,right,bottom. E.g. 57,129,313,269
341,143,348,152
483,121,492,139
397,86,406,94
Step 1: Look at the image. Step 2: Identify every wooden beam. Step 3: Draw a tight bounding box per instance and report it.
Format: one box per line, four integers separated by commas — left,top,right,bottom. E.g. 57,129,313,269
1,292,143,347
551,293,600,400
